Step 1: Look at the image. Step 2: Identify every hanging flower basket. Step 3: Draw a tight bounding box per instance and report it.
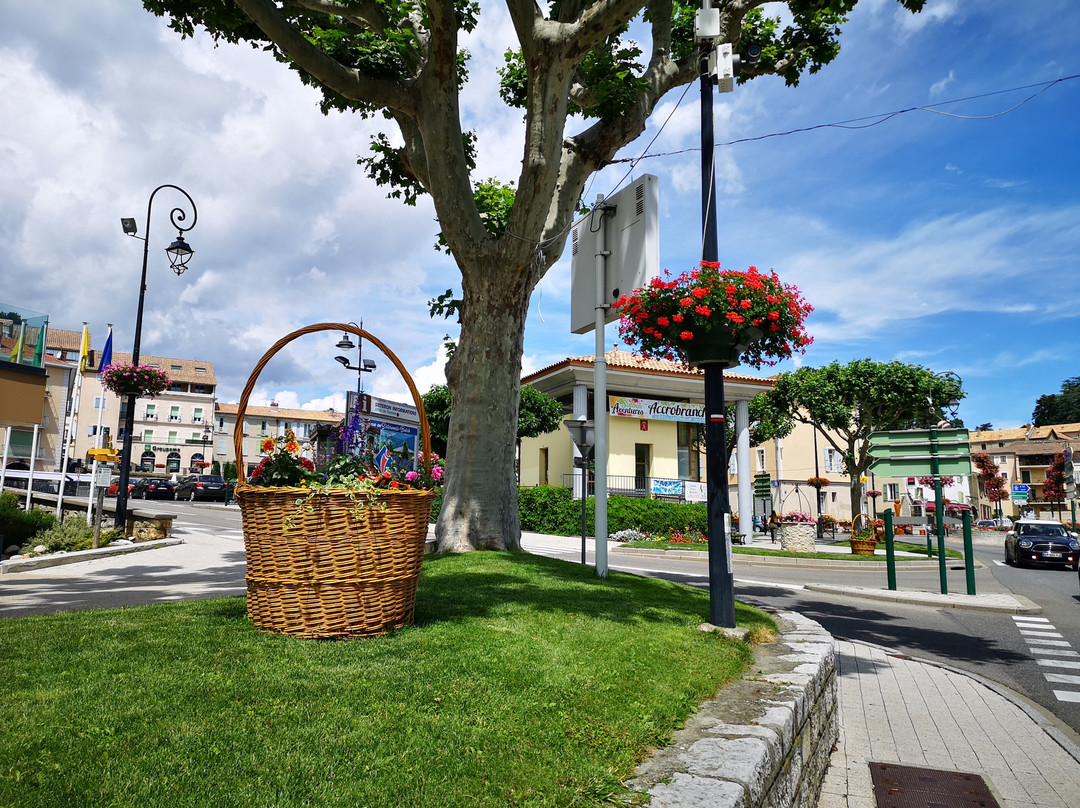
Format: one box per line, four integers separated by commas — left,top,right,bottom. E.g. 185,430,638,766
233,323,436,640
806,476,831,489
614,261,813,370
99,362,171,398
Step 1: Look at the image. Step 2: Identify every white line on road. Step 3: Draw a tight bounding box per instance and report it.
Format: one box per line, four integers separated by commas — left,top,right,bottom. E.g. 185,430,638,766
1052,690,1080,703
1037,659,1080,670
1045,674,1080,685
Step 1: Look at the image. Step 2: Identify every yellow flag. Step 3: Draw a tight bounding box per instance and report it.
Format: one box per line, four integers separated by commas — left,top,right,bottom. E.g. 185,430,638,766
79,324,90,374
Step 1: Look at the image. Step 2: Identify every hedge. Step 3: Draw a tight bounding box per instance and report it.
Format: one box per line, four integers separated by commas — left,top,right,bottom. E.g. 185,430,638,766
428,485,709,538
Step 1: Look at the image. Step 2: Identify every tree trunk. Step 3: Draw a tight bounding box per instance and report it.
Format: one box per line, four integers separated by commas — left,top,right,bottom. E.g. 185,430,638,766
435,257,534,552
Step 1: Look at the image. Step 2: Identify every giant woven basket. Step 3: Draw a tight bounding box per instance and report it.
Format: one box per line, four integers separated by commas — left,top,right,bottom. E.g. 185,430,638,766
233,323,436,639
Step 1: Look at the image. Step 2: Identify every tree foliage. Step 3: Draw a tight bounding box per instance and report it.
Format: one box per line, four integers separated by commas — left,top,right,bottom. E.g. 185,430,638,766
762,359,965,517
1032,377,1080,427
141,0,927,551
422,383,563,457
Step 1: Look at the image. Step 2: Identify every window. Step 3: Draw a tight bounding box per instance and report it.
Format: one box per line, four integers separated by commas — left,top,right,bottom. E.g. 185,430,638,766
824,447,842,473
992,455,1008,465
884,483,899,500
145,404,156,420
677,422,700,481
539,448,549,486
94,396,103,409
171,364,182,371
168,431,179,444
143,429,153,443
193,408,203,423
755,448,766,472
195,366,206,373
190,432,201,443
1021,470,1031,484
170,406,181,422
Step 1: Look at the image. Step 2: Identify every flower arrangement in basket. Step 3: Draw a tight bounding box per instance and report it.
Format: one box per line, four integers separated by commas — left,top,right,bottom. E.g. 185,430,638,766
233,322,443,641
614,261,813,368
99,362,170,397
866,489,882,499
779,511,815,523
806,476,831,489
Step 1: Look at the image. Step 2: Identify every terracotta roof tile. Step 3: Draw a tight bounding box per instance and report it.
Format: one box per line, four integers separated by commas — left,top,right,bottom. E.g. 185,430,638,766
216,403,343,424
525,348,773,385
92,351,217,384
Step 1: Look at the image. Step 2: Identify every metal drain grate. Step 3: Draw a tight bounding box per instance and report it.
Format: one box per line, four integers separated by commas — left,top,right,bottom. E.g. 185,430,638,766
869,762,1001,808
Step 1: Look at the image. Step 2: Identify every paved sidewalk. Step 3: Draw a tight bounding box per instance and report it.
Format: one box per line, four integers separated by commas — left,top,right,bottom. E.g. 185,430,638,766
823,641,1080,808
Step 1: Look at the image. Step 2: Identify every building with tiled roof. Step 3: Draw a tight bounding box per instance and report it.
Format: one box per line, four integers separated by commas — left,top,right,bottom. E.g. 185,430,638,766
215,402,343,476
969,425,1080,520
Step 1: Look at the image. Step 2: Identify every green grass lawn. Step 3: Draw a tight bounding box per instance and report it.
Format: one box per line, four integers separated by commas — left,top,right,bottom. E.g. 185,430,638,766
0,551,775,808
620,539,964,560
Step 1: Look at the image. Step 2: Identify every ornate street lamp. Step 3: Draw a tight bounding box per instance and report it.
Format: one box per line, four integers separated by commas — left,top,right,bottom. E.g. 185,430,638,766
334,322,376,453
114,185,197,529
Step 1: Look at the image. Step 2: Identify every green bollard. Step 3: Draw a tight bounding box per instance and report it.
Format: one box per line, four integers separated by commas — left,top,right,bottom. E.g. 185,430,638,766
884,510,897,591
963,509,976,595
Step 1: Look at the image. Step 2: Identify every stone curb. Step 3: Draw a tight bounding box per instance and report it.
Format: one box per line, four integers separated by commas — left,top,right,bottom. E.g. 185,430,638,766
0,539,184,575
613,546,979,571
626,611,837,808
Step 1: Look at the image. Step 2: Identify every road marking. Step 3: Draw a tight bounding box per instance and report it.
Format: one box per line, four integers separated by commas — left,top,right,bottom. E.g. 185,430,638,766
1045,674,1080,685
1014,618,1080,704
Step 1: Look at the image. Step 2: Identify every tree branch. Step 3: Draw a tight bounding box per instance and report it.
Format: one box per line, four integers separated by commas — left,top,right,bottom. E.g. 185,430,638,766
233,0,419,116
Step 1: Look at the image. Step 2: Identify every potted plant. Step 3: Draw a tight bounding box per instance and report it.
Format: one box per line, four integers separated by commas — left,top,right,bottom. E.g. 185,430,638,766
99,362,171,398
234,322,442,640
806,476,830,489
614,261,813,369
849,513,877,556
778,511,817,553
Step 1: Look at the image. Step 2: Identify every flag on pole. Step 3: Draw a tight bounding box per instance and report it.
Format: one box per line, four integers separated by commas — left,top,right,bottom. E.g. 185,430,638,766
78,324,90,374
98,326,113,371
8,323,25,363
31,324,46,366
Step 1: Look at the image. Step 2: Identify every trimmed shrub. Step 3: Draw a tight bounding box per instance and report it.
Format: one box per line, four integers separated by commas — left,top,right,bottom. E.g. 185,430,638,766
0,495,57,549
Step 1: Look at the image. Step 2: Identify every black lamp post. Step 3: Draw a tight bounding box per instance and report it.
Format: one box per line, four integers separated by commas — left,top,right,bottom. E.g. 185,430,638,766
928,370,961,593
114,185,197,529
201,425,212,473
564,416,595,564
334,323,376,453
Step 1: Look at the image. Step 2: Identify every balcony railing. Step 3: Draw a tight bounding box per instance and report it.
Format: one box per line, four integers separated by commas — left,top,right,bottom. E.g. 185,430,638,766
144,413,157,420
560,474,658,499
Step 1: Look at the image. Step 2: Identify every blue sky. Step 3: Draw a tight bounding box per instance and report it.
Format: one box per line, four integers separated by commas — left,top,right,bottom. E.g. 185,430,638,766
3,1,1079,430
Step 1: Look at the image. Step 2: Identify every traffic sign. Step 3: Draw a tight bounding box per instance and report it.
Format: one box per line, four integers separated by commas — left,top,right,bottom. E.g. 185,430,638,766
1011,483,1030,493
1010,492,1029,502
867,428,972,478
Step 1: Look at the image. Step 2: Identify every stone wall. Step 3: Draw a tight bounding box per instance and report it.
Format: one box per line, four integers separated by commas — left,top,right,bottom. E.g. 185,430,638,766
627,611,837,808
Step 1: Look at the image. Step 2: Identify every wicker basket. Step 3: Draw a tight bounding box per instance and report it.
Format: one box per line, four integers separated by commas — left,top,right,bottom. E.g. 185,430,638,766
233,323,435,639
849,513,877,556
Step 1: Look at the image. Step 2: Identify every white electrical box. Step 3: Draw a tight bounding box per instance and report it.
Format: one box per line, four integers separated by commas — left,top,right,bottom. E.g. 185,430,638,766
694,8,721,42
715,43,735,93
569,175,660,335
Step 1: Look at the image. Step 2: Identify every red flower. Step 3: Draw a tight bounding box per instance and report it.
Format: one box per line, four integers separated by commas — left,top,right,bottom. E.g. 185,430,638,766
694,305,711,316
679,331,694,341
691,287,709,299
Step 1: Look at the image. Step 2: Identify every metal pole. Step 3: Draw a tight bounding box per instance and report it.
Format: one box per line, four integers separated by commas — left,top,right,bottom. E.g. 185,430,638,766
962,508,976,595
592,194,609,579
930,422,948,594
884,509,897,591
705,366,735,626
812,428,823,537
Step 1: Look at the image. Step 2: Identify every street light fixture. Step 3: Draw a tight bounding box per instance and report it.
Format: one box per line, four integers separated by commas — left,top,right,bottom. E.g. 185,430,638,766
114,184,197,530
564,416,595,565
335,322,376,453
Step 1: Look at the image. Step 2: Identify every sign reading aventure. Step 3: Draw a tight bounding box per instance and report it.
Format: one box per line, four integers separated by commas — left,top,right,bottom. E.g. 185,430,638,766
609,396,705,424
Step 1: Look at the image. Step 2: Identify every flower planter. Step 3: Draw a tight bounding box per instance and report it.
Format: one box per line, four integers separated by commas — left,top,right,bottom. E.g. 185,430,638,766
850,538,877,556
233,322,435,639
779,522,817,553
683,326,764,370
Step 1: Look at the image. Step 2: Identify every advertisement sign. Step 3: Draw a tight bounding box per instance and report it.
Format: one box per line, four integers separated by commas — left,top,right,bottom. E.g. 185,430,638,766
651,478,684,497
357,418,421,470
609,396,705,424
685,481,707,503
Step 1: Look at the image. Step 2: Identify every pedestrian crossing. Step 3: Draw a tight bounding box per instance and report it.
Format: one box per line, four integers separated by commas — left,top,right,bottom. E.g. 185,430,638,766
1013,615,1080,703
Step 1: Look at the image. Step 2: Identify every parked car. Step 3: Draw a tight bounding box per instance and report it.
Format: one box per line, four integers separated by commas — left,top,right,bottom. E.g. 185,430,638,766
1004,519,1080,570
130,477,177,500
105,476,136,497
975,519,999,528
174,474,227,502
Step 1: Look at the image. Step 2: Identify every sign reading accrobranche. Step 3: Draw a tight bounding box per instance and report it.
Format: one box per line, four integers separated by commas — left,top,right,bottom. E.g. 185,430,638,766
609,396,704,423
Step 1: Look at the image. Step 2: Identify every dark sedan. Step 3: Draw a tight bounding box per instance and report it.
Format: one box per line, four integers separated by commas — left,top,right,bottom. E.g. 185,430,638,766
130,477,177,500
174,474,228,502
1004,519,1080,570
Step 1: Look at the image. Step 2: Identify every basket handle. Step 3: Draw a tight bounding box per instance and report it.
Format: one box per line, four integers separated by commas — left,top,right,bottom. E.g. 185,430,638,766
232,323,432,483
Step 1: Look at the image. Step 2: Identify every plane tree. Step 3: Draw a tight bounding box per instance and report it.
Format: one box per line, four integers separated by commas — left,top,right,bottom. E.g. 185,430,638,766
760,359,965,519
143,0,926,551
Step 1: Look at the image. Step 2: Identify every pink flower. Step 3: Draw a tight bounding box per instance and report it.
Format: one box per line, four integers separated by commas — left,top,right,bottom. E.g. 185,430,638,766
431,465,444,482
405,471,419,482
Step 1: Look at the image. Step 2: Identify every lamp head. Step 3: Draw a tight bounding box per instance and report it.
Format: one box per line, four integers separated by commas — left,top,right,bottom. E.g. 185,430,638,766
120,218,138,236
336,334,355,350
334,356,350,367
362,358,377,371
166,234,194,275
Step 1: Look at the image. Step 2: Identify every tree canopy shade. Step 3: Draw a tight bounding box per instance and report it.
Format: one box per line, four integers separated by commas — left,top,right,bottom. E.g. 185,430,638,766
761,359,965,518
142,0,926,551
1032,377,1080,427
